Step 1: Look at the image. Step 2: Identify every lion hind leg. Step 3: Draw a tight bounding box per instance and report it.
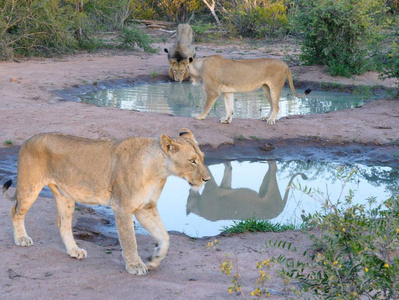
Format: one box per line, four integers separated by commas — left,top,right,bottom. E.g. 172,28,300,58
49,184,87,259
265,84,284,125
12,185,43,247
261,84,273,121
221,92,234,124
135,206,170,270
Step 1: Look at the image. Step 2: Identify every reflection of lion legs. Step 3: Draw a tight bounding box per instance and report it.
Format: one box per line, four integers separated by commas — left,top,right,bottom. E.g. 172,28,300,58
49,184,87,259
220,162,232,187
221,93,234,124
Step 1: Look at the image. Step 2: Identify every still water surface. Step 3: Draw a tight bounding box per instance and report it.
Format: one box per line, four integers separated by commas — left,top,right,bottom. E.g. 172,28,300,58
0,152,397,238
79,82,378,119
97,160,398,237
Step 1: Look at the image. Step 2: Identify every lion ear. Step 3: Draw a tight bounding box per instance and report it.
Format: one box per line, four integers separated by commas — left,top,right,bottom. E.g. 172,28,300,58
164,48,169,54
161,134,179,154
168,58,177,65
179,128,197,144
188,57,194,63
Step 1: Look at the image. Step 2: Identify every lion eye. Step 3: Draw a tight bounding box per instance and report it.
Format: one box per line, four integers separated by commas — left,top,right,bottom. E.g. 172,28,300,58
189,159,197,165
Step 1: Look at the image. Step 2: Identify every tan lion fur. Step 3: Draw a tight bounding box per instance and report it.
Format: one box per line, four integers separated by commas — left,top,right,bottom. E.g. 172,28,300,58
188,55,310,124
2,129,210,275
164,23,196,82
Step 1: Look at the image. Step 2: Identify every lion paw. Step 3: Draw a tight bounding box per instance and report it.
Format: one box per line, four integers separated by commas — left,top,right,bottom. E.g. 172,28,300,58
220,118,232,124
195,114,206,120
68,247,87,259
126,261,149,275
14,236,34,247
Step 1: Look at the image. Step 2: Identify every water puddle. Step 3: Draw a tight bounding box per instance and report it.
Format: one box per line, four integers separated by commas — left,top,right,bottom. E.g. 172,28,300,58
1,149,396,238
78,82,385,119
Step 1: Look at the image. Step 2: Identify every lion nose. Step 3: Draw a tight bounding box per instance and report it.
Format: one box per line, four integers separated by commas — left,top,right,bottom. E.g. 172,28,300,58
202,177,210,182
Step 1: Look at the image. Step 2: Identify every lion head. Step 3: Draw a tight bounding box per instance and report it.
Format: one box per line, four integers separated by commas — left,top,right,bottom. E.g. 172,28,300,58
160,128,210,189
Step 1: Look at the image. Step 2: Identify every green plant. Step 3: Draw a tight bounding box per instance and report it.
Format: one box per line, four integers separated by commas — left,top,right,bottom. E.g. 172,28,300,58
150,70,158,78
280,168,399,299
221,217,297,235
292,0,388,77
118,26,158,53
379,40,399,89
223,0,289,38
4,140,13,146
249,135,261,141
191,22,218,43
234,134,245,140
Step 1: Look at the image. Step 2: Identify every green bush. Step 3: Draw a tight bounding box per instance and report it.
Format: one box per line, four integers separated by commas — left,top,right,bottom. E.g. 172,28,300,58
281,168,399,299
292,0,388,77
223,0,289,38
379,40,399,88
0,0,157,60
118,26,158,53
0,0,78,59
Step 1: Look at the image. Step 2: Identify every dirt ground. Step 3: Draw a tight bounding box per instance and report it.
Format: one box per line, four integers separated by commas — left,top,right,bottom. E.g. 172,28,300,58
0,30,398,299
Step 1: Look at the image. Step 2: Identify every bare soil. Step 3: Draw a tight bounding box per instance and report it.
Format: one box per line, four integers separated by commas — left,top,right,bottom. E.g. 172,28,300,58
0,32,398,299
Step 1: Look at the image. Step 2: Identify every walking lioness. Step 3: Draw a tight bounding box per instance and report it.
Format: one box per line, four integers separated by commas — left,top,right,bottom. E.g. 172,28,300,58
2,129,210,275
188,55,311,124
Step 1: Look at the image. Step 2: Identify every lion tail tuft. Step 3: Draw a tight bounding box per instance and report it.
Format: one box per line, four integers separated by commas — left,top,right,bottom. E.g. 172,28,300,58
304,88,312,95
3,179,15,201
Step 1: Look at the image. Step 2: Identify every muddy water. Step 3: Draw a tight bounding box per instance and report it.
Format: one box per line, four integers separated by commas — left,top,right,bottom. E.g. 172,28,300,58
78,82,382,119
1,148,397,238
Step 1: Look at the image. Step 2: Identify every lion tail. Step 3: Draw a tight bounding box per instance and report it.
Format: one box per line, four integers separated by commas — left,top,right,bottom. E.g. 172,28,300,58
3,179,16,202
287,69,311,98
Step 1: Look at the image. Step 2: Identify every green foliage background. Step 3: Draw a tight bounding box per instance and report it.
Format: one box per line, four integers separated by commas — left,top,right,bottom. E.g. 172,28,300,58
0,0,398,82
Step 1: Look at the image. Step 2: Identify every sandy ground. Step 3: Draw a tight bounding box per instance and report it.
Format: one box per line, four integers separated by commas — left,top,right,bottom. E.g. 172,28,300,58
0,31,398,299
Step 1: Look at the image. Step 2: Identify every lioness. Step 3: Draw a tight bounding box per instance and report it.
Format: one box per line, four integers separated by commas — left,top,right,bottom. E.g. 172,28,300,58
188,55,311,124
2,129,210,275
164,23,196,82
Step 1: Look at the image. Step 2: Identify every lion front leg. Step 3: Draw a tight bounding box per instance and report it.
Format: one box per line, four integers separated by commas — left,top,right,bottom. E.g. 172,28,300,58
113,209,148,275
135,206,170,270
196,89,220,120
220,92,234,124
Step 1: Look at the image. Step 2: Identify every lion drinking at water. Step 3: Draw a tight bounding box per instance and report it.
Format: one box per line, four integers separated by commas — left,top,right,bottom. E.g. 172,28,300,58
164,23,196,82
2,129,210,275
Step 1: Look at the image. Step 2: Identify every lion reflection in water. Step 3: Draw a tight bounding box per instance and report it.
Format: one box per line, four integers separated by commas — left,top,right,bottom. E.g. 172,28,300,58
187,161,308,221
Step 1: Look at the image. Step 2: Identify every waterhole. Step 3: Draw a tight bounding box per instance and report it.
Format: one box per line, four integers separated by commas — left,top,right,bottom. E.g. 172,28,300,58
1,150,397,238
78,82,384,119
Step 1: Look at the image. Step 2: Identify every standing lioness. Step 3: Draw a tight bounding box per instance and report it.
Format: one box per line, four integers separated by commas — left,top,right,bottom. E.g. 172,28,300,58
188,55,311,124
2,129,210,275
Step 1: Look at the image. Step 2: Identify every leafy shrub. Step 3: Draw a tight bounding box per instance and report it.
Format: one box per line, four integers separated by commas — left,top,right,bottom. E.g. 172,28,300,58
281,168,399,299
221,217,296,235
0,0,78,59
118,26,158,53
0,0,156,60
292,0,388,77
223,0,289,38
191,22,220,42
379,40,399,88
